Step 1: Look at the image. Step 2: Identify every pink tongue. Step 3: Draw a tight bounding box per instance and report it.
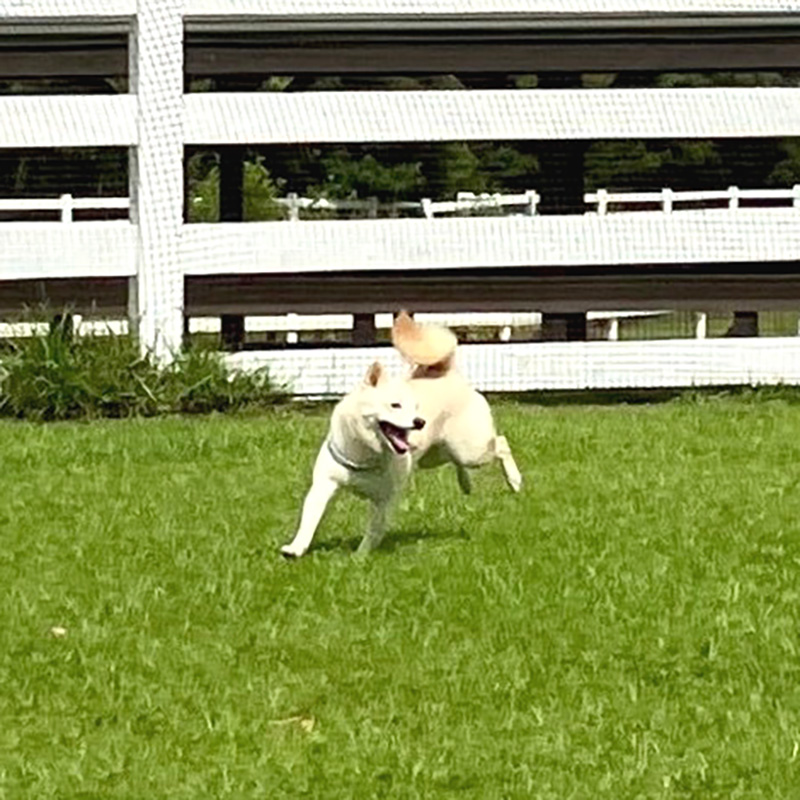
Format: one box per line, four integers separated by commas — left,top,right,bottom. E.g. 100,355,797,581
388,431,409,454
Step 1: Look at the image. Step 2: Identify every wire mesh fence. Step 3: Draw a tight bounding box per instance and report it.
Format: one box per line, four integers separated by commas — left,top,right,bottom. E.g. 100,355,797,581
2,1,800,390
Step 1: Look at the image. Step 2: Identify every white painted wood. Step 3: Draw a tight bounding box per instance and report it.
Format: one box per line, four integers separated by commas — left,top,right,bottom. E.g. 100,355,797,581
132,0,184,360
0,0,134,19
275,190,538,219
0,96,137,148
0,320,129,337
184,1,800,21
0,223,136,280
184,89,800,144
695,312,708,339
0,196,129,218
226,337,800,396
587,185,800,212
181,210,800,275
4,208,795,285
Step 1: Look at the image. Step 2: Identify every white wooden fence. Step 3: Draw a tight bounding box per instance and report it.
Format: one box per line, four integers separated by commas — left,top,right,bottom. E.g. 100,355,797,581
3,186,796,224
586,186,800,215
277,190,539,220
0,195,130,222
2,0,800,391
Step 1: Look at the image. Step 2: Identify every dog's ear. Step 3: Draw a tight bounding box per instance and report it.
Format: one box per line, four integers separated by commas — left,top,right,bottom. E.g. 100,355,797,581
364,361,384,387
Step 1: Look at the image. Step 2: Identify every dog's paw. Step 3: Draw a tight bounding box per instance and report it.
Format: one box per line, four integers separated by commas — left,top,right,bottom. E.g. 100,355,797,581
280,544,306,559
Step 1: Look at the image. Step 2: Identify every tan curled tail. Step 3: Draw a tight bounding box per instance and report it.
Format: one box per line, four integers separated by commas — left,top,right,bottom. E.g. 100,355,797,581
494,435,522,493
391,310,457,375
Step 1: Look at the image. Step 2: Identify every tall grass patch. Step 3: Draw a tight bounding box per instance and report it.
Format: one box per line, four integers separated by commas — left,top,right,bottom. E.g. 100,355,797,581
0,318,284,420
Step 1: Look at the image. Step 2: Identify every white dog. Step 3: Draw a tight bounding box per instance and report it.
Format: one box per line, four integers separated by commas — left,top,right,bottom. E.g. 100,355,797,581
280,312,522,558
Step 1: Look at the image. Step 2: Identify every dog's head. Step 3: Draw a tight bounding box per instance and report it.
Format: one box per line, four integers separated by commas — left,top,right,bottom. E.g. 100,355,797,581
358,361,425,456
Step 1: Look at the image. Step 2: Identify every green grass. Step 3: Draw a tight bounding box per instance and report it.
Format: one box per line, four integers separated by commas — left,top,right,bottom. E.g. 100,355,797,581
2,398,800,798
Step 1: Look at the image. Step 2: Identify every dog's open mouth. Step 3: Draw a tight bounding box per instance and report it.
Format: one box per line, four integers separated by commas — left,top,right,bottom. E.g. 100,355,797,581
378,421,411,455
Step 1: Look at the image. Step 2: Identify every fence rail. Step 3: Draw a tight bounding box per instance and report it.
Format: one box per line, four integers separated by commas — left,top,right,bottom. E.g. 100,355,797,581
227,337,800,396
0,194,130,222
3,186,795,224
2,0,800,388
278,190,539,220
586,185,800,215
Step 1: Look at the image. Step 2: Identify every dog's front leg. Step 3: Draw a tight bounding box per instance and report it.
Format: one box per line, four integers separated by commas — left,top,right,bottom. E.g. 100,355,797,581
356,500,390,556
281,477,338,558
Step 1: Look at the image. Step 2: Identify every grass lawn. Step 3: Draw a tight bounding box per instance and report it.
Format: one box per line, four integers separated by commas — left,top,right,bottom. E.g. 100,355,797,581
1,398,800,798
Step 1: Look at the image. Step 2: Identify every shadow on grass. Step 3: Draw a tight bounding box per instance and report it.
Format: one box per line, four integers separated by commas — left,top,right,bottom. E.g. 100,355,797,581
312,526,471,555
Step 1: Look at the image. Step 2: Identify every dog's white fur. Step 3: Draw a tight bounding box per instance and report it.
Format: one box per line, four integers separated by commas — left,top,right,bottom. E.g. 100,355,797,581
280,312,522,558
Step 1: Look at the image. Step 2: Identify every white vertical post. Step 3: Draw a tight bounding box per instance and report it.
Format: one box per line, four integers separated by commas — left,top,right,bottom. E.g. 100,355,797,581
60,193,74,222
607,317,619,341
596,189,608,216
525,190,539,216
728,185,740,210
695,312,708,339
131,0,184,360
662,188,673,214
286,312,299,344
793,184,800,210
286,192,300,221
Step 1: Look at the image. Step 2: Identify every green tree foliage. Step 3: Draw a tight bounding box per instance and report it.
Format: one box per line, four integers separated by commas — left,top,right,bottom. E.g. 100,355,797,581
243,156,283,221
585,140,722,192
186,153,283,222
313,152,424,201
768,139,800,186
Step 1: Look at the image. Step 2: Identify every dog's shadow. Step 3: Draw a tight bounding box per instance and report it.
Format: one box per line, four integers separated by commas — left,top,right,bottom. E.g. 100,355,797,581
313,526,471,555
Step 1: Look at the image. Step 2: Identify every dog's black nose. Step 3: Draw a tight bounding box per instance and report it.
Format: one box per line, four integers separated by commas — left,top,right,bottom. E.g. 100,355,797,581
413,417,425,430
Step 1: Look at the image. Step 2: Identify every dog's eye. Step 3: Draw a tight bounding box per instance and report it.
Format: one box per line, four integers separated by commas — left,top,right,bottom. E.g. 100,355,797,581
391,402,402,409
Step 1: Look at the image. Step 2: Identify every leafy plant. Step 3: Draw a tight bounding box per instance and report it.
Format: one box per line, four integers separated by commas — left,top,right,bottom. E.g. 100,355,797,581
0,316,285,420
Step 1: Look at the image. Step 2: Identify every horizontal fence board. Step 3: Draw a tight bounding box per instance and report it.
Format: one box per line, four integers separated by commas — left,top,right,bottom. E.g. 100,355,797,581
227,337,800,396
0,223,136,280
0,0,134,19
184,1,800,21
181,211,800,274
0,96,137,147
5,0,795,24
184,88,800,144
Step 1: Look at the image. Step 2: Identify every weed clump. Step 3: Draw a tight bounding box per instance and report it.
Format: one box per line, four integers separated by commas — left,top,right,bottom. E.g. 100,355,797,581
0,317,285,420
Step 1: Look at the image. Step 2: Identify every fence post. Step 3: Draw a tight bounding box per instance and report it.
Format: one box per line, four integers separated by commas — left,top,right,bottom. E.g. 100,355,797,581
421,198,434,219
286,192,300,221
695,312,707,339
607,317,619,341
367,196,378,219
793,184,800,210
130,0,185,361
287,312,299,344
662,188,673,214
728,185,740,210
60,193,74,223
596,189,608,216
525,190,539,216
353,314,377,345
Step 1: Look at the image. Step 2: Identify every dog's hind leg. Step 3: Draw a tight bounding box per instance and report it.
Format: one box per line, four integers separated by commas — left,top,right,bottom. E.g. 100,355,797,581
356,501,390,556
456,463,472,495
281,477,338,558
494,435,522,493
